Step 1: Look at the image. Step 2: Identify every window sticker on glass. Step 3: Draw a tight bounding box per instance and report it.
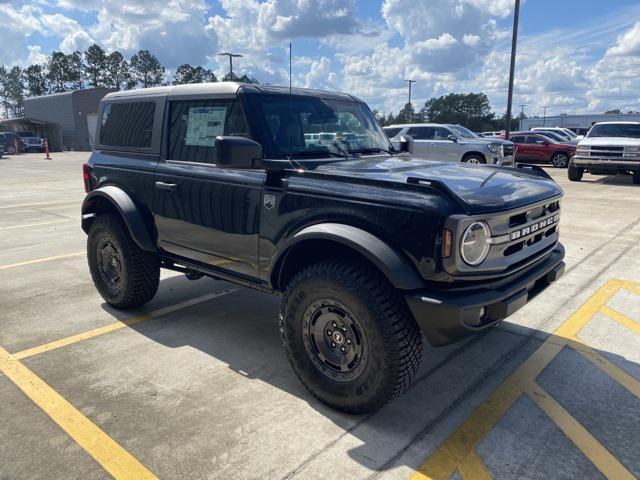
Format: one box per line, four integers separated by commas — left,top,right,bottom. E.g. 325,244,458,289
185,106,227,147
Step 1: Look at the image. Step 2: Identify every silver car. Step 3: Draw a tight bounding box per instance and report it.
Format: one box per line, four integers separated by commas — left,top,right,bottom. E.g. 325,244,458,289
384,123,514,165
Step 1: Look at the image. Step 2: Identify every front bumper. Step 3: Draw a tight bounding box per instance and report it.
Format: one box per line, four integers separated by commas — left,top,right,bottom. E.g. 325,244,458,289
573,156,640,171
406,243,565,346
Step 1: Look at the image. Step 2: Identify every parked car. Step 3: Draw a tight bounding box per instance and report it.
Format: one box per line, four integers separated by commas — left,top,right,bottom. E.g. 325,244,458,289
17,131,45,152
0,132,26,154
479,131,505,138
534,130,578,145
384,123,514,165
530,127,578,143
569,121,640,184
500,132,576,168
82,82,565,413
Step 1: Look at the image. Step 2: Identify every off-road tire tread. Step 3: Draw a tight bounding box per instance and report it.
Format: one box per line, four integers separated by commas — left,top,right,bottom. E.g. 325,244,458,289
568,163,583,182
279,260,423,413
88,214,159,309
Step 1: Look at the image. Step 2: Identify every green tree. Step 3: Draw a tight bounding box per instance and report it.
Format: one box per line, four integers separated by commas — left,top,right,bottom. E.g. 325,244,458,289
104,51,130,90
130,50,165,88
396,102,417,124
173,64,216,84
66,51,85,89
420,93,495,131
24,64,48,96
46,51,68,92
222,72,258,83
85,44,107,87
0,66,25,117
604,109,622,114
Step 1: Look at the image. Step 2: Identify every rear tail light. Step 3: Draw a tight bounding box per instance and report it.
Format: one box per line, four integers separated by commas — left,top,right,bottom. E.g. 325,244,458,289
82,163,91,193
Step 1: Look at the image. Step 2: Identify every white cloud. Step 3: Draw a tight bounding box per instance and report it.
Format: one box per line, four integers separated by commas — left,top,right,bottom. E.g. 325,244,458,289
0,4,42,65
606,20,640,57
27,45,48,65
40,13,94,52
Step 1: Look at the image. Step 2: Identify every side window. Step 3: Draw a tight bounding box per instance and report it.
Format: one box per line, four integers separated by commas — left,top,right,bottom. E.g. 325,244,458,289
433,127,451,140
526,135,543,144
407,127,433,140
511,136,524,143
168,100,250,164
100,102,155,148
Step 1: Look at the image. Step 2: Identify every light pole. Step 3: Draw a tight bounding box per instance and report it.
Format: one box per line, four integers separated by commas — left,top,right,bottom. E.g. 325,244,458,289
404,79,416,105
519,104,527,131
218,52,243,80
543,105,548,127
504,0,520,139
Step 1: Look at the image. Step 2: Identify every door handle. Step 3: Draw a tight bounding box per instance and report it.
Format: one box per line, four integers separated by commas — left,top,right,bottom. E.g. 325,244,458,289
155,181,177,193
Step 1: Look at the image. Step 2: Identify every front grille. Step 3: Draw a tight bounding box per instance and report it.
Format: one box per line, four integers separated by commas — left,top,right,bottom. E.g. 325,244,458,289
588,146,623,157
444,197,562,277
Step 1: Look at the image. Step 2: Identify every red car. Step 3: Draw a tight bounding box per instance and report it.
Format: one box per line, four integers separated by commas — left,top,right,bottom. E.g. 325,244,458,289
499,132,575,168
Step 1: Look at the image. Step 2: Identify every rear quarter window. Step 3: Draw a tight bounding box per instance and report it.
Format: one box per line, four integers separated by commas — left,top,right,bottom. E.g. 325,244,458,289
100,102,156,149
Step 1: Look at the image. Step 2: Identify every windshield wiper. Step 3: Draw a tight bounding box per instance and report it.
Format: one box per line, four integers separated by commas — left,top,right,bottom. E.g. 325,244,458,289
348,147,395,155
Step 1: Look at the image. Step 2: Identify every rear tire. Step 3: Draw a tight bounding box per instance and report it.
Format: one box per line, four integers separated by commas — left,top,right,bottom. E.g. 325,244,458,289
633,171,640,185
87,214,160,309
568,163,584,182
280,260,423,413
551,152,569,168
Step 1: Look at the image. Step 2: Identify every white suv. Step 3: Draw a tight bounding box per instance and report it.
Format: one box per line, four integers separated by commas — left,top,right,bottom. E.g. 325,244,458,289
569,122,640,184
383,123,514,165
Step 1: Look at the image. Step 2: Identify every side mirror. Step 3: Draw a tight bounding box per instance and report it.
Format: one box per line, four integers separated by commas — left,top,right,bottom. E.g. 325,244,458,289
448,134,459,142
398,135,415,154
214,136,263,169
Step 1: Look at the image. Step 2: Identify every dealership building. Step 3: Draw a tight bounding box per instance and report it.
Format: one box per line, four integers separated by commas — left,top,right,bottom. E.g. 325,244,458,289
521,113,640,135
0,87,113,152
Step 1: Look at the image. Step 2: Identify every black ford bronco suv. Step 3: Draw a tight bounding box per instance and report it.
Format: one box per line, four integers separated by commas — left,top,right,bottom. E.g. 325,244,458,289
82,82,565,413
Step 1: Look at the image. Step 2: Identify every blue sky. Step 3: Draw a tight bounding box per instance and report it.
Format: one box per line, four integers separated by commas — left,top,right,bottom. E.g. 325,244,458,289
2,0,640,117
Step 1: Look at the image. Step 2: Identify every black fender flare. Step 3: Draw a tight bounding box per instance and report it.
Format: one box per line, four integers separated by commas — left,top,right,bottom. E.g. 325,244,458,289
81,186,156,252
275,223,425,290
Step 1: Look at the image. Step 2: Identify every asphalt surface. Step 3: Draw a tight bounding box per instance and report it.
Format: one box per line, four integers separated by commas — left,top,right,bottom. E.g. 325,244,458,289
1,152,639,480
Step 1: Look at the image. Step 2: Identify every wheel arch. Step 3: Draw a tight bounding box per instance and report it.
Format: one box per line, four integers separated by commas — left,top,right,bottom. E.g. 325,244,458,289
462,151,487,162
271,223,425,292
81,186,157,252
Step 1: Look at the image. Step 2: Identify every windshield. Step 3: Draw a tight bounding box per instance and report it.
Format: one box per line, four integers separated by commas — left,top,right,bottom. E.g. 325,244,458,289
448,125,477,138
383,127,403,139
588,123,640,139
17,132,36,137
246,94,392,158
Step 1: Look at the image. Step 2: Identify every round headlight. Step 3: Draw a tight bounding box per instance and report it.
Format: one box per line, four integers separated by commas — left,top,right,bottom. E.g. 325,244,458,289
488,143,501,153
461,222,491,266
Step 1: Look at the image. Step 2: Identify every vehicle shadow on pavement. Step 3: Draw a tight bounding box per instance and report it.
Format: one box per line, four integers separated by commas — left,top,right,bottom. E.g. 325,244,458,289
105,277,640,478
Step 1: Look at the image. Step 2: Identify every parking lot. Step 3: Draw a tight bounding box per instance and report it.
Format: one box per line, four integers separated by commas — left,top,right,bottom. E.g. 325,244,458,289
1,152,639,480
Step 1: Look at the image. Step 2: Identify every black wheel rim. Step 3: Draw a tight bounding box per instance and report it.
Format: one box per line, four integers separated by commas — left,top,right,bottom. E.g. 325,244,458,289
302,299,367,382
97,239,122,291
554,154,568,167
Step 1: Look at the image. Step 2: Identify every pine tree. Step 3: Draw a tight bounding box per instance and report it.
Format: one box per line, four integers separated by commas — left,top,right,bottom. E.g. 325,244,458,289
104,51,130,90
85,44,107,87
24,64,48,96
130,50,165,88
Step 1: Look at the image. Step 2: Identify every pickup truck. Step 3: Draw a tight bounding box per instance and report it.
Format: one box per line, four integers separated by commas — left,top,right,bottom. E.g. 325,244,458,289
82,83,565,413
570,121,640,184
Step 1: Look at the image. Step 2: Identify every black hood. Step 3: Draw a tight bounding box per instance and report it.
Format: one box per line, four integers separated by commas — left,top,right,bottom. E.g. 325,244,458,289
314,156,563,214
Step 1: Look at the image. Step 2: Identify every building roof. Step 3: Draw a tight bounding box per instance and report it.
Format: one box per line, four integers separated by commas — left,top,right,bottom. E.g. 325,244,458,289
24,87,114,102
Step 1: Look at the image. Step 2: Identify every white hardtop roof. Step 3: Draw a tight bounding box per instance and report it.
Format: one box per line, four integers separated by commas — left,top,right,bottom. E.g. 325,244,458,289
592,121,640,126
104,82,244,99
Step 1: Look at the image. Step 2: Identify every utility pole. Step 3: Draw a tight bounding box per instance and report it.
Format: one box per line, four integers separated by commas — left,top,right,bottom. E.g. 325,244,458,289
404,79,416,105
519,104,527,131
218,52,243,80
504,0,520,139
543,105,548,127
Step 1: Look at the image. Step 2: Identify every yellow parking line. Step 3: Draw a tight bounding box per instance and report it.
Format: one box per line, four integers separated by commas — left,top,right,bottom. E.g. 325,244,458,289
573,343,640,399
0,252,85,271
0,345,157,479
13,288,238,360
0,200,78,209
0,219,70,230
457,451,492,480
526,382,634,480
600,306,640,335
412,279,628,480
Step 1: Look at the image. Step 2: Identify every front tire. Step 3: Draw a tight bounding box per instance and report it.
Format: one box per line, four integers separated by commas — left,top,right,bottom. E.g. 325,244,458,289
462,154,486,164
280,261,423,413
568,163,584,182
551,152,569,168
87,214,160,309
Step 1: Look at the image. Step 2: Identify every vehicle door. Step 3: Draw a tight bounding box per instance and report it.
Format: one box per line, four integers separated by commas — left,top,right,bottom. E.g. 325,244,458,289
153,97,264,281
406,126,433,157
429,126,460,162
525,135,549,162
510,135,528,161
